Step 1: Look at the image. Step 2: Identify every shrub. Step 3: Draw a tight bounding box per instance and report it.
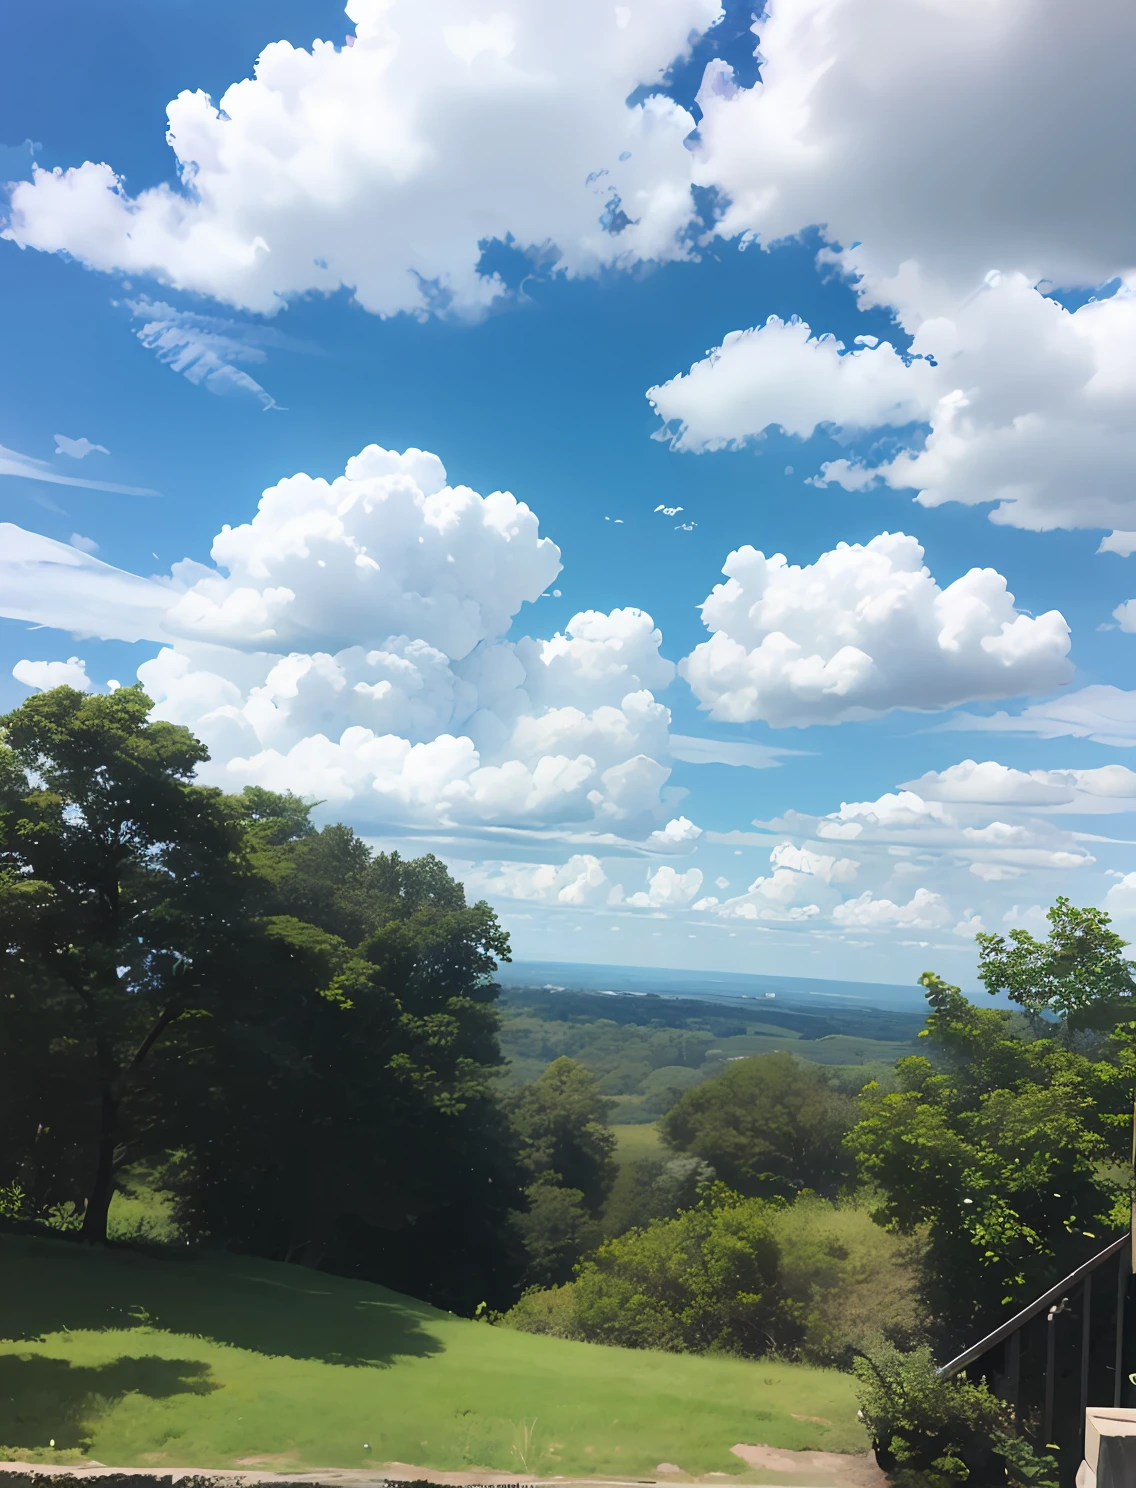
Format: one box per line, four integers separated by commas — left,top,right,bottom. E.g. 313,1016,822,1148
572,1193,781,1355
499,1282,580,1338
767,1197,925,1366
854,1342,1057,1488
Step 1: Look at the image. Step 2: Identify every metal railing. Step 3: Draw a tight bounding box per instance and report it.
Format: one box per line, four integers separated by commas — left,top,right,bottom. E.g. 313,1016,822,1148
940,1232,1131,1469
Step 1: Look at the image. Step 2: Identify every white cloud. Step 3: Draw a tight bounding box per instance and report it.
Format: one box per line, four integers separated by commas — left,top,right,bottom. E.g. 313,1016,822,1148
1104,873,1136,933
1,442,684,842
907,759,1136,812
625,863,704,908
832,887,949,931
769,840,857,883
70,533,99,554
645,815,703,852
691,0,1135,295
648,315,933,452
5,0,717,319
54,435,108,459
953,914,987,939
12,656,90,692
650,274,1136,536
0,445,157,497
680,532,1071,727
0,524,174,641
1099,532,1136,558
125,298,289,410
668,733,804,768
945,687,1136,748
472,854,613,906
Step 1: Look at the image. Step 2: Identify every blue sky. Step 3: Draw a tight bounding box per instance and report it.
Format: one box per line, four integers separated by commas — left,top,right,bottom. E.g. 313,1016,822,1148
2,0,1134,986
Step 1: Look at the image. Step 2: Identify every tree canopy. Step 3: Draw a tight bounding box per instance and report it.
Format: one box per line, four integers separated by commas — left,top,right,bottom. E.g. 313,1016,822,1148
661,1052,855,1199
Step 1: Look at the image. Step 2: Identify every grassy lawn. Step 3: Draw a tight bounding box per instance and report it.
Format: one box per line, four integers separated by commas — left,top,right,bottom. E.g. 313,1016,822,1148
0,1235,866,1479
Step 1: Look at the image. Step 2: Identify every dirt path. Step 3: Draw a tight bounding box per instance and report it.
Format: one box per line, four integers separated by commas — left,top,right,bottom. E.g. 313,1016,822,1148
0,1448,887,1488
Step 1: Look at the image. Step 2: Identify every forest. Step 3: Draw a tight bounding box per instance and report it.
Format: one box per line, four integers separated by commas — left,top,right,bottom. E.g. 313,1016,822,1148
4,683,1136,1488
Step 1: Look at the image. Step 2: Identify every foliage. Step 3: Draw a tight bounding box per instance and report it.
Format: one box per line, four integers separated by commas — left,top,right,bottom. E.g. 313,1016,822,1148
510,1178,600,1288
602,1153,716,1238
508,1057,616,1213
765,1198,925,1367
0,685,251,1241
661,1053,856,1199
0,687,520,1310
498,1281,581,1339
570,1191,782,1355
977,896,1136,1027
854,1342,1057,1488
846,972,1135,1333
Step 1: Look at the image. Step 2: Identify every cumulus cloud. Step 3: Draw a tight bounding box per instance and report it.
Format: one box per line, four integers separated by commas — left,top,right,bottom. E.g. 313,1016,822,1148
648,316,934,452
5,0,717,318
832,887,949,931
680,532,1071,727
472,854,613,906
625,863,704,908
907,759,1136,812
12,656,91,691
1,442,685,842
945,687,1136,748
650,274,1136,535
691,0,1135,294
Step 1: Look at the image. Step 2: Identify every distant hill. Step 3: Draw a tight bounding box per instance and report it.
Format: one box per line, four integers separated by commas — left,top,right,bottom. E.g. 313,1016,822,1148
498,958,935,1013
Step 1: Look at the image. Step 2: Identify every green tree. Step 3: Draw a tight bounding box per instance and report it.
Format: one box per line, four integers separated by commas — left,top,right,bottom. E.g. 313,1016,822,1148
661,1052,855,1198
0,685,253,1242
181,807,522,1309
846,972,1134,1333
977,896,1136,1027
510,1056,617,1213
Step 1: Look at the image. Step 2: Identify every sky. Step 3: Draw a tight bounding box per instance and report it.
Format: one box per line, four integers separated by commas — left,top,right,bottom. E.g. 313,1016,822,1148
1,0,1135,988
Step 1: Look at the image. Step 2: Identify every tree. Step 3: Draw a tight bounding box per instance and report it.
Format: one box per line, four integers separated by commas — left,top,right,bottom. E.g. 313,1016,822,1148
661,1052,855,1199
977,896,1136,1027
0,686,252,1242
177,801,524,1309
510,1056,617,1212
846,972,1135,1334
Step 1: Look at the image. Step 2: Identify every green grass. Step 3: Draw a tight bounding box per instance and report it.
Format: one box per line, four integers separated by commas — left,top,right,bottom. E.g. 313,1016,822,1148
0,1235,866,1479
610,1122,665,1166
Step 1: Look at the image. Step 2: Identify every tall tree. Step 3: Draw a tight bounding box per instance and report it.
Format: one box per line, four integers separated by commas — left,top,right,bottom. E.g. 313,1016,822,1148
0,685,250,1241
977,896,1136,1027
662,1052,855,1199
847,972,1135,1335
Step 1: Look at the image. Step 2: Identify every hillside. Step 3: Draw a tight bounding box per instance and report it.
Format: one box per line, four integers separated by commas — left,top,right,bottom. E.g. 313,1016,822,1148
0,1236,866,1479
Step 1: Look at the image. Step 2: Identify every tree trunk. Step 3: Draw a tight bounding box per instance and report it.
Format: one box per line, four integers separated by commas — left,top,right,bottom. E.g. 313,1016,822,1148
81,1083,118,1244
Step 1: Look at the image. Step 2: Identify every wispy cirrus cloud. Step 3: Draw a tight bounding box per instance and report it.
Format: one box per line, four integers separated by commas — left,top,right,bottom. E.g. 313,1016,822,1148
124,297,320,411
0,443,157,496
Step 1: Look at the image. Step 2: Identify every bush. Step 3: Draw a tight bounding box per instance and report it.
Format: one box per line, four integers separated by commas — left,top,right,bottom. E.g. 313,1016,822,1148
767,1197,925,1366
571,1193,781,1355
499,1282,580,1338
854,1342,1057,1488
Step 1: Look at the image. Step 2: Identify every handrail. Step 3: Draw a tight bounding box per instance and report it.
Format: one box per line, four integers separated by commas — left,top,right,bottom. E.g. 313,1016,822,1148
939,1232,1129,1378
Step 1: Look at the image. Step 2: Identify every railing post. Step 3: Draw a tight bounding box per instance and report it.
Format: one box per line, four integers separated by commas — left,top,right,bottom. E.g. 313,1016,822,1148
1080,1271,1092,1460
1045,1303,1059,1446
1115,1242,1129,1408
1006,1326,1021,1427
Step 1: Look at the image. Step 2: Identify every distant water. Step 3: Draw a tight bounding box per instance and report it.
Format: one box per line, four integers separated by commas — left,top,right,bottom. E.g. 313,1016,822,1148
496,958,940,1014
